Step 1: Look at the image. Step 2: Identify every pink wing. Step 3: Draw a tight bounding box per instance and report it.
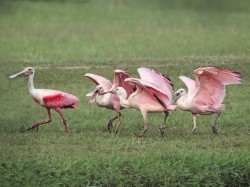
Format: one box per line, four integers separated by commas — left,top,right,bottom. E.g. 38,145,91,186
112,69,136,97
126,78,172,107
179,76,196,96
138,67,173,102
193,67,242,107
42,90,80,108
84,73,112,90
195,67,242,85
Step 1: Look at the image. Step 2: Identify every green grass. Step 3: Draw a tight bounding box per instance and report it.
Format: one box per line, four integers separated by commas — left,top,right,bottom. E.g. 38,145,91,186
0,0,250,64
0,0,250,186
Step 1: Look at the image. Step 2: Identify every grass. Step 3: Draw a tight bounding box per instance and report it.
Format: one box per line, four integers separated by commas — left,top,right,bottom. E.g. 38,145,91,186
0,0,250,64
0,0,250,186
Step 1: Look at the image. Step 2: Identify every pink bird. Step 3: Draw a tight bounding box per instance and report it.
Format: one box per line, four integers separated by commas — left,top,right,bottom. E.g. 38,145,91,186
102,67,177,137
175,67,242,135
9,67,80,133
85,70,135,133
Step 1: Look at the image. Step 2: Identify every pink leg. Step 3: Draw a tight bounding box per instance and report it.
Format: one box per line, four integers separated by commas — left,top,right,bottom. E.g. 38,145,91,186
159,111,169,138
107,114,118,133
115,112,122,134
54,108,70,133
27,108,52,132
211,112,221,135
188,113,197,136
139,110,149,137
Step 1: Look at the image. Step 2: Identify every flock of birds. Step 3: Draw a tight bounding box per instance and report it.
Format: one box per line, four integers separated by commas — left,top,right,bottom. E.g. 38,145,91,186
9,66,242,137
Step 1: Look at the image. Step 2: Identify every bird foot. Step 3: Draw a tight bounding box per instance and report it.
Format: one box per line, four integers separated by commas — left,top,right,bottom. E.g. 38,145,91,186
107,121,113,133
27,125,38,132
187,128,196,136
159,127,166,138
115,128,120,135
212,126,218,135
64,127,71,133
138,128,149,138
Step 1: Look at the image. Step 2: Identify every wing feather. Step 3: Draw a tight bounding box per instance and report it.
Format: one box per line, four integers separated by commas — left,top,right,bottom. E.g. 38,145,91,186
42,90,80,108
179,76,196,97
193,67,241,107
126,78,172,107
112,70,136,98
138,67,173,102
84,73,112,90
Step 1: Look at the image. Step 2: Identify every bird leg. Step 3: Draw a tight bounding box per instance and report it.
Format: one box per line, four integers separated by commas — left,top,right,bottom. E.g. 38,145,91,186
115,112,122,134
138,112,149,137
211,112,221,135
159,112,169,138
107,116,117,133
188,113,197,136
107,112,121,133
27,108,52,132
55,108,70,133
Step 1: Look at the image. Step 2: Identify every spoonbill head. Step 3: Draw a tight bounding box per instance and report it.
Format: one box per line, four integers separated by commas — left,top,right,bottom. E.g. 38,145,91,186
9,67,34,78
86,85,105,103
175,88,186,98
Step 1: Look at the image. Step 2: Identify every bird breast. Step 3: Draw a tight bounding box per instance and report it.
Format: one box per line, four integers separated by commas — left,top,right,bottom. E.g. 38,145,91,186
95,94,113,108
176,96,194,111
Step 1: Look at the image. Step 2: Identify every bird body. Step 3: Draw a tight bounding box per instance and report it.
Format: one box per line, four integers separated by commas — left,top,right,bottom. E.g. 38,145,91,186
175,67,241,134
9,67,80,133
103,67,176,137
85,70,135,132
31,89,79,109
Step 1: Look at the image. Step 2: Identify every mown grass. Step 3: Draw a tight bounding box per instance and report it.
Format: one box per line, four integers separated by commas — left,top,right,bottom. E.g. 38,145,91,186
0,0,250,186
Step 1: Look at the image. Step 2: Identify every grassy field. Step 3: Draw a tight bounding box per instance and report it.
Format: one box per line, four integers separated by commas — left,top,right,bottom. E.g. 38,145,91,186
0,0,250,186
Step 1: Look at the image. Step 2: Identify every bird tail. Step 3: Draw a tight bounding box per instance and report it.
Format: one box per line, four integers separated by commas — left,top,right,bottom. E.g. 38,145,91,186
64,104,78,109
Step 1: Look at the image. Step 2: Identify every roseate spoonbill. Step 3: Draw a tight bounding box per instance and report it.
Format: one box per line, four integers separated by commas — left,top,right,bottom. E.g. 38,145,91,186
175,67,242,135
9,67,80,133
102,67,177,137
85,70,135,133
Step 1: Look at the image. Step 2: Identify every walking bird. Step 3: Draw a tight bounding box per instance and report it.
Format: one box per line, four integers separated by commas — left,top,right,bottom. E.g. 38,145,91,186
9,67,80,133
85,70,135,133
175,67,242,135
102,67,177,137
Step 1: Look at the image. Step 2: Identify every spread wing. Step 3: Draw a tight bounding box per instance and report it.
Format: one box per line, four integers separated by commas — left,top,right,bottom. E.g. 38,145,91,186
179,76,196,97
84,73,112,90
138,67,173,105
112,69,136,97
125,78,172,108
193,67,242,107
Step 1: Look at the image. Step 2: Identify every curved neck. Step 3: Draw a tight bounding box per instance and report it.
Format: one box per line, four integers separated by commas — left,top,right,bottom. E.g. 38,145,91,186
118,91,130,108
176,93,187,105
28,72,35,93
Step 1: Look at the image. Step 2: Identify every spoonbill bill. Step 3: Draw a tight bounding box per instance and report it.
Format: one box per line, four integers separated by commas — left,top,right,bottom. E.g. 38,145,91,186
175,67,242,135
102,67,177,137
9,67,80,133
85,70,135,133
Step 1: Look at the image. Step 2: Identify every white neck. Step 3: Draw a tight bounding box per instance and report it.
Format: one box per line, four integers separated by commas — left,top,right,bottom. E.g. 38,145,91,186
28,72,35,94
117,90,130,108
176,93,187,106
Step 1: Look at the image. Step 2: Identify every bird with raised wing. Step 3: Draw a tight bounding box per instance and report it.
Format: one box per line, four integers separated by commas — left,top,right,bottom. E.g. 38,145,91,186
102,67,177,137
85,70,135,133
9,67,80,133
175,67,242,135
